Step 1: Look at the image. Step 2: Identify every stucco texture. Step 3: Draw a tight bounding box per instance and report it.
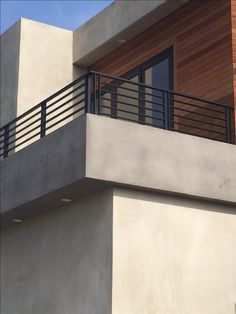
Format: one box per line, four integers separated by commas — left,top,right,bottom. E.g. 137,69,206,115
112,188,236,314
1,189,113,314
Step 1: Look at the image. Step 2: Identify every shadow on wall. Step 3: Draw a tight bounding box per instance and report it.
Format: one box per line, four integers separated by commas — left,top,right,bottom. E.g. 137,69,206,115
114,187,236,216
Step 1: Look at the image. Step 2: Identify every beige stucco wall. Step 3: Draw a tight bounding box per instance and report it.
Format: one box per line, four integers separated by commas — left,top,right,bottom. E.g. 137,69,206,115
17,18,73,116
0,18,76,125
0,21,21,126
113,188,236,314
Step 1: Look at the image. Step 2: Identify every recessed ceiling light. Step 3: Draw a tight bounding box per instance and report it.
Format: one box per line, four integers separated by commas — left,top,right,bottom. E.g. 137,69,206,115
13,218,23,223
61,198,72,203
117,38,126,44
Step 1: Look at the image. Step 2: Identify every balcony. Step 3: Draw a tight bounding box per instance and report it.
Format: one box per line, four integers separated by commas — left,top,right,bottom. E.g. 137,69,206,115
0,71,234,159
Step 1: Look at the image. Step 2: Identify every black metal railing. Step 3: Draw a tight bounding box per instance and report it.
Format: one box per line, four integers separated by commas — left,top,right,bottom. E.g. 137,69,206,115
0,71,234,159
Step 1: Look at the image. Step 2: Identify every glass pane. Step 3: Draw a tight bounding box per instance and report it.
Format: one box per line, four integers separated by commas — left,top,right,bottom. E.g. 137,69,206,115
101,86,113,116
116,75,139,122
145,58,170,128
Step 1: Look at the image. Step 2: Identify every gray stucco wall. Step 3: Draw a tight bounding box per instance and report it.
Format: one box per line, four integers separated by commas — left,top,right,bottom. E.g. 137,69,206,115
1,115,86,214
1,114,236,223
86,115,236,205
1,189,113,314
73,0,188,66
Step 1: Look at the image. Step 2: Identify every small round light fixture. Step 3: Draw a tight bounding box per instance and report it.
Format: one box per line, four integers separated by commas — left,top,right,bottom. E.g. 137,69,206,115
61,198,72,203
13,218,23,223
117,38,126,44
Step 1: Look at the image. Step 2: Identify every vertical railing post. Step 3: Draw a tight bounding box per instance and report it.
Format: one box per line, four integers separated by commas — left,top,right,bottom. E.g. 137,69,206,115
40,101,47,138
85,73,91,114
92,72,96,114
3,124,9,158
168,91,174,131
90,72,94,114
138,85,145,125
225,106,232,143
164,91,171,130
110,85,117,119
97,74,101,115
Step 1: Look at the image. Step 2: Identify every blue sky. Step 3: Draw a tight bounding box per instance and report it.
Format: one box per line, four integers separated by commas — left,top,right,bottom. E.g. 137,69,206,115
0,1,114,34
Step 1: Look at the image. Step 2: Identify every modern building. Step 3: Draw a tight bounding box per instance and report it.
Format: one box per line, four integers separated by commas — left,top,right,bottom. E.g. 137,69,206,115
1,1,236,313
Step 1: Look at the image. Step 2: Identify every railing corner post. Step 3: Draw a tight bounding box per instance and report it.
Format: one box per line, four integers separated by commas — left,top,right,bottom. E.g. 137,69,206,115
85,73,91,114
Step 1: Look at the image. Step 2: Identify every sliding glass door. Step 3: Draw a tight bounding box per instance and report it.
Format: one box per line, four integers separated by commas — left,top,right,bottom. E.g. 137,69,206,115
123,47,173,128
101,47,173,128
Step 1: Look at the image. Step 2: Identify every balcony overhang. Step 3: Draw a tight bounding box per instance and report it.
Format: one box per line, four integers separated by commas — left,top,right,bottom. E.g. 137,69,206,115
73,0,189,66
1,113,236,226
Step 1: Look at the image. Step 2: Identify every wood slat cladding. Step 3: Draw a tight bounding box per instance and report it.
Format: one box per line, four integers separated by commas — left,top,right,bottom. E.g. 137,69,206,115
92,0,235,142
231,0,236,139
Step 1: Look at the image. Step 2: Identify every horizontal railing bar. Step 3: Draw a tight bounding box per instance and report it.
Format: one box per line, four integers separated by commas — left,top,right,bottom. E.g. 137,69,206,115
0,74,87,132
8,122,41,146
101,81,164,101
43,74,86,104
46,98,85,125
92,71,230,109
7,110,41,133
173,105,226,122
7,117,42,141
174,98,226,115
174,114,226,129
102,83,227,118
101,88,165,108
7,131,42,154
45,106,85,132
101,104,164,122
47,83,85,109
172,120,226,136
101,97,164,115
0,105,42,131
47,91,85,116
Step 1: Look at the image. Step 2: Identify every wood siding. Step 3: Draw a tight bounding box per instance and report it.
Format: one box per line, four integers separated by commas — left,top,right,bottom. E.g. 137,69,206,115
92,0,235,142
231,0,236,138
